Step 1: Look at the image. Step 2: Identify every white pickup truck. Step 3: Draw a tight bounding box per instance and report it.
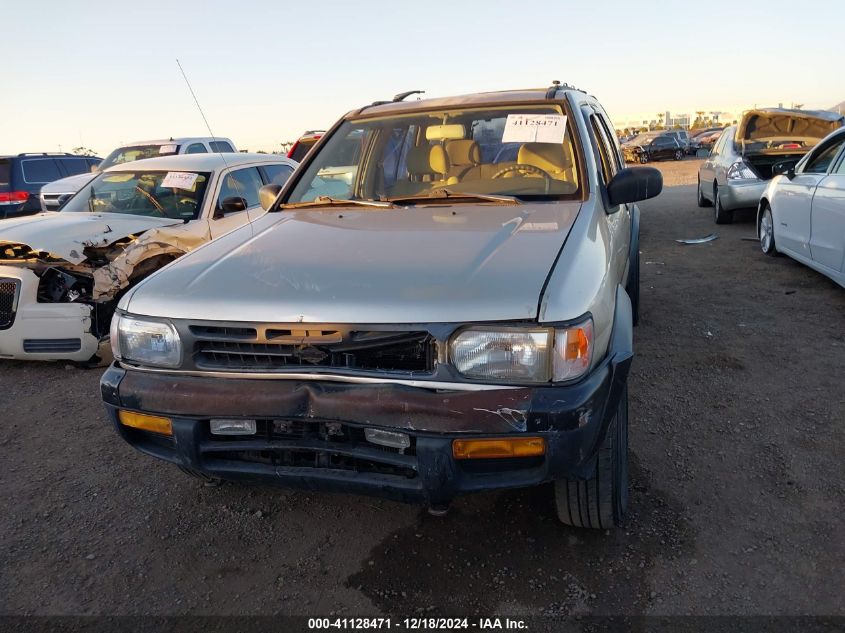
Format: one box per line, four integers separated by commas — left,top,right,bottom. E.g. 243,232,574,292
39,137,237,211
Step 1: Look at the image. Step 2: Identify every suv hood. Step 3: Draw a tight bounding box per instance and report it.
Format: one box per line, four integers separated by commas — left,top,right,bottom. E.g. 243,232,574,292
126,202,582,323
736,108,844,148
39,172,98,194
0,212,182,264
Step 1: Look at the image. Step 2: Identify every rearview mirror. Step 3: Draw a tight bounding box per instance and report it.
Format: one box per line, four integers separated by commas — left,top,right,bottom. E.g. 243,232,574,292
218,196,247,216
259,184,283,211
772,160,796,179
607,167,663,207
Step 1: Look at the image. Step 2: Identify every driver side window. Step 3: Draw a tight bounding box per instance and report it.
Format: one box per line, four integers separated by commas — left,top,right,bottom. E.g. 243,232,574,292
803,139,845,174
216,167,263,212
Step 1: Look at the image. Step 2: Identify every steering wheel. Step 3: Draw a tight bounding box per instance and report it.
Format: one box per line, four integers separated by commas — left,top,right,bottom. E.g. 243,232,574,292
492,164,553,194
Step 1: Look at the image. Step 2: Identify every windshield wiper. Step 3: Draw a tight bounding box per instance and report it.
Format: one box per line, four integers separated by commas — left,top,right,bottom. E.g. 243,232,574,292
279,196,396,210
385,189,521,205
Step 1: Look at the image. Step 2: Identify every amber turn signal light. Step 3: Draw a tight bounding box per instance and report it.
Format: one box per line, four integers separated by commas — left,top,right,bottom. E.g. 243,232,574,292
452,437,545,460
118,410,173,436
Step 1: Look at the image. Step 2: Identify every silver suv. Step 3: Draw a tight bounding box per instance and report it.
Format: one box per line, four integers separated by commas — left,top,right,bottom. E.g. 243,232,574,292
101,85,663,528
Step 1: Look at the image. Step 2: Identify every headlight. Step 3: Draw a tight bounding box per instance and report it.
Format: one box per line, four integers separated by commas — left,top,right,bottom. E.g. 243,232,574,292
449,319,594,383
727,161,757,180
111,313,182,368
451,328,551,382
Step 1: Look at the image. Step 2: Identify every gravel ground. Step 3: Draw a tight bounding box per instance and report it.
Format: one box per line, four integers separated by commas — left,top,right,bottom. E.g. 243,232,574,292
2,157,843,618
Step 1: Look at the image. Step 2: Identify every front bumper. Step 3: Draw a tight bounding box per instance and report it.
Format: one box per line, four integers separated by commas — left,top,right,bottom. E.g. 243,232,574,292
0,266,99,361
719,180,766,211
101,348,632,505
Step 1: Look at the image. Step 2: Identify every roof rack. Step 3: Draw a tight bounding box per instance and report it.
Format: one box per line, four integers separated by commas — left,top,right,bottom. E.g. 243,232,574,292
392,90,424,102
18,152,77,157
545,80,585,98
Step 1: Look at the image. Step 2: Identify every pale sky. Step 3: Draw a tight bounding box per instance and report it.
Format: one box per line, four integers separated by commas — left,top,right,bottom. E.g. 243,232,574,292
3,0,842,155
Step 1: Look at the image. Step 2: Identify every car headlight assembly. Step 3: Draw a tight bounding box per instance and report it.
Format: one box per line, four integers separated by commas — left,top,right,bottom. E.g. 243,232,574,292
450,319,593,384
111,313,182,368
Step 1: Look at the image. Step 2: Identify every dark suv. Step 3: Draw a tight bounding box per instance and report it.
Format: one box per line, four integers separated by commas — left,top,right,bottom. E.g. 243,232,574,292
0,153,101,219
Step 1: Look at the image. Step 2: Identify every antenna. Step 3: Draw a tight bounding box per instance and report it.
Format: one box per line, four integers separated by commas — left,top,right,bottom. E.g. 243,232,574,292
176,59,243,212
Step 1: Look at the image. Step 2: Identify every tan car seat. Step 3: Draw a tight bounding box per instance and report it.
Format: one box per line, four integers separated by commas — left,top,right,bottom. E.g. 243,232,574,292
517,142,577,186
445,140,482,181
391,145,450,196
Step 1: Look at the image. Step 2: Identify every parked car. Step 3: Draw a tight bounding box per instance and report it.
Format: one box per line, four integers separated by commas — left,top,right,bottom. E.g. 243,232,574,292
757,126,845,288
623,134,684,163
0,153,296,362
101,85,663,528
0,153,102,219
287,131,325,162
693,129,725,152
688,128,722,154
39,137,237,212
697,108,845,223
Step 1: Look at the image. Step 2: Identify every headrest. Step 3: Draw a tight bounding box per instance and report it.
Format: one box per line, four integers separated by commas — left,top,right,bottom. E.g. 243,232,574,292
407,144,449,175
517,143,570,174
445,140,481,166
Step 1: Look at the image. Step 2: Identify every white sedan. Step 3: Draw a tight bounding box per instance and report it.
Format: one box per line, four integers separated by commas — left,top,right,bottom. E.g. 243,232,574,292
0,153,296,361
758,126,845,288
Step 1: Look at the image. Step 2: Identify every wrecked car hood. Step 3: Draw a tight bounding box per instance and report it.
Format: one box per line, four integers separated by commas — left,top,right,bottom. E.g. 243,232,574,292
126,202,582,323
0,212,182,264
736,108,844,146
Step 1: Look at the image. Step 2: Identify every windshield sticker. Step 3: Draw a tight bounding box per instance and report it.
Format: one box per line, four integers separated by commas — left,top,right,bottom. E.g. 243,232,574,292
161,171,199,189
502,114,567,144
158,144,178,154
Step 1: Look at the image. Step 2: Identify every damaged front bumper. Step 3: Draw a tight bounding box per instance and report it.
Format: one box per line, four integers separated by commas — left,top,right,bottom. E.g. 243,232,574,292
0,266,99,361
101,348,631,505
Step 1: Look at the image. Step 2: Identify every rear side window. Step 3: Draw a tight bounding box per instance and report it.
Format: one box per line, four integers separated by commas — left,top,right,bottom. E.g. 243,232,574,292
59,158,94,176
185,143,208,154
21,159,61,184
261,164,295,186
0,160,9,188
209,141,235,153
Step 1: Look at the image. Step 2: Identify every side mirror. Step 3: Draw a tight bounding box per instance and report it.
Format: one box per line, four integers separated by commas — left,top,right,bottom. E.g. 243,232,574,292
772,160,796,179
217,196,247,216
607,167,663,207
259,184,283,211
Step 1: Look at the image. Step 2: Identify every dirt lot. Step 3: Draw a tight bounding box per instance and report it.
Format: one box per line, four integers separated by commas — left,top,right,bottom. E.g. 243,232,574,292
2,158,844,619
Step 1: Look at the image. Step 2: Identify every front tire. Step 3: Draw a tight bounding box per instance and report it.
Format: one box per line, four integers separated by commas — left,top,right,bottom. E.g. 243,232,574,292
713,184,733,224
554,384,629,529
759,205,777,255
674,149,684,161
639,154,649,164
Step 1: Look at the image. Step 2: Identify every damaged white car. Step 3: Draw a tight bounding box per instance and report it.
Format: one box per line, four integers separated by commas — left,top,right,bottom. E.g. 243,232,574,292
0,153,297,361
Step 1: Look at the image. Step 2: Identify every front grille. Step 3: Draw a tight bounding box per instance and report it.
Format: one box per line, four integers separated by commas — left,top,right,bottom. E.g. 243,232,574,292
0,278,20,330
193,329,435,373
22,338,82,353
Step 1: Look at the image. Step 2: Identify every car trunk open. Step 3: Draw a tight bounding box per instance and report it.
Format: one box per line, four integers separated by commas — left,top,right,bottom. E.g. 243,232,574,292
736,108,844,179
